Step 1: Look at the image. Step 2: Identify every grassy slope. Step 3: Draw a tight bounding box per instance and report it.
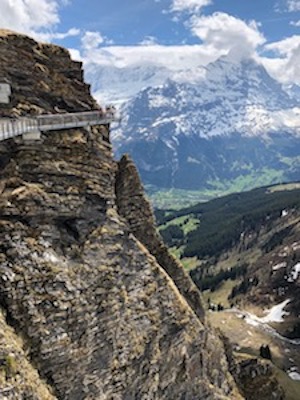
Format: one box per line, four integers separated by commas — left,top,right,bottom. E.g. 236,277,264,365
157,182,300,261
156,182,300,399
147,168,286,209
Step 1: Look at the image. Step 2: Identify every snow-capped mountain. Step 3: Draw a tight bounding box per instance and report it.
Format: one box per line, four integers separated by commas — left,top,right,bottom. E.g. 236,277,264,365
115,56,299,139
85,62,172,105
89,56,300,191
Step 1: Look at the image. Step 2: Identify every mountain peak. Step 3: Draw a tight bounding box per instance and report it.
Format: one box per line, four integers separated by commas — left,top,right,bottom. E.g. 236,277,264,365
112,53,300,191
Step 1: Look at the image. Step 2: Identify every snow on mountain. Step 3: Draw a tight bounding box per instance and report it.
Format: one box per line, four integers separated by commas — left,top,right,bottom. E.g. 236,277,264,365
112,56,300,145
86,55,300,190
85,53,212,106
85,62,173,105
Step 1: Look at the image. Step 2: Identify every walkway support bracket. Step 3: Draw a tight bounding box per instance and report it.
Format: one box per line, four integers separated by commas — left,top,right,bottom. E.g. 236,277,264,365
22,130,41,141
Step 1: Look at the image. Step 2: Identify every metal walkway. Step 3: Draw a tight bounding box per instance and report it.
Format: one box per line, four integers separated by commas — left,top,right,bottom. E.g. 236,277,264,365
0,109,118,141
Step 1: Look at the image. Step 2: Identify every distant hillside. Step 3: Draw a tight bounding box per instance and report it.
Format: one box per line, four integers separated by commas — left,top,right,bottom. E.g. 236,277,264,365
157,182,300,334
157,183,300,259
157,183,300,398
156,183,300,320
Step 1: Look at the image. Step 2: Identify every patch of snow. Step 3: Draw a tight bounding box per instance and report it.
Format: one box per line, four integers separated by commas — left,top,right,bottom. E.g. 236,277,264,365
187,156,201,164
278,251,288,257
164,140,177,151
241,299,290,327
139,159,164,172
259,299,290,323
287,263,300,282
151,115,182,128
277,287,286,296
288,367,300,381
244,314,260,327
272,262,287,271
149,94,173,108
236,105,275,135
172,135,179,146
292,242,300,251
226,307,300,345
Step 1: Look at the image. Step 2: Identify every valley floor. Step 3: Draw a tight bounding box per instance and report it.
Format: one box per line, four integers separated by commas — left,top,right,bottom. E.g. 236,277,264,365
207,307,300,400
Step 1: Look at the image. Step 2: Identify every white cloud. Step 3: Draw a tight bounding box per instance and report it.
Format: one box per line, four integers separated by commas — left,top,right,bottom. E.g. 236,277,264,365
80,11,298,100
0,0,59,32
287,0,300,11
260,49,300,85
82,11,292,103
2,0,296,96
171,0,212,13
275,0,300,12
69,48,83,61
80,13,269,103
81,30,115,54
189,12,265,60
81,31,105,50
261,35,300,84
0,0,78,42
290,19,300,26
139,36,158,46
81,12,265,71
82,43,219,70
265,35,300,55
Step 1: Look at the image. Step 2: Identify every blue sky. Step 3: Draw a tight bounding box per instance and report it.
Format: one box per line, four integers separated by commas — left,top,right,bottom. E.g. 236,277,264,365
56,0,300,46
0,0,300,85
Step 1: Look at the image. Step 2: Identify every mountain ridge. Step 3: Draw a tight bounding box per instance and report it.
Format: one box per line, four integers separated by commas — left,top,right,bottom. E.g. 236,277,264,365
105,55,300,191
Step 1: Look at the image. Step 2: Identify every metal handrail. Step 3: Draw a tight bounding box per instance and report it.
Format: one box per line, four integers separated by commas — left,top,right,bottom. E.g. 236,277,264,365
0,109,119,142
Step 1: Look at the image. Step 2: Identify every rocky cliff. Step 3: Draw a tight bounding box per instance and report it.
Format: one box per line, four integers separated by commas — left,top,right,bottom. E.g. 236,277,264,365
115,154,205,323
0,29,97,117
0,30,242,399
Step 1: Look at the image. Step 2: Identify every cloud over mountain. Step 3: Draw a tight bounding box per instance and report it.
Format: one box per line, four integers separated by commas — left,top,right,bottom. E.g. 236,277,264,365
0,0,79,41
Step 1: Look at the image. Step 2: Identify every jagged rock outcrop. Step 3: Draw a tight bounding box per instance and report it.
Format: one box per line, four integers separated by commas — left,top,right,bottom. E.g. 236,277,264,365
0,139,240,399
0,29,97,117
0,30,242,399
221,335,285,400
234,359,285,400
115,154,205,322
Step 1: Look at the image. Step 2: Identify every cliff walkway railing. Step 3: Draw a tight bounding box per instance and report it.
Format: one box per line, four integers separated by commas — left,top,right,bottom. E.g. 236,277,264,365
0,109,119,141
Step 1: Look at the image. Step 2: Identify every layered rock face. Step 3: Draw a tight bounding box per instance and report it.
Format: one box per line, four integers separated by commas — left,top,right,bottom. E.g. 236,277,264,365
0,309,56,400
0,29,97,117
115,154,205,322
0,30,241,399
